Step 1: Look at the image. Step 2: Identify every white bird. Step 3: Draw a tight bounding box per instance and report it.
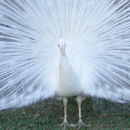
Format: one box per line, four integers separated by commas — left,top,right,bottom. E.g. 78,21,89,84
57,39,85,128
0,0,130,129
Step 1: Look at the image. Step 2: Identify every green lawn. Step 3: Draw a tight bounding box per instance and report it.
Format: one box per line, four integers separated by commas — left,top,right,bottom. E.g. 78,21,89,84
0,98,130,130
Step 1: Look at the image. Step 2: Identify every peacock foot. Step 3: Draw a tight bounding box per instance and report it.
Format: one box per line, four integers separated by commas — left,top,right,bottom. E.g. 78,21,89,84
70,119,90,129
59,121,70,129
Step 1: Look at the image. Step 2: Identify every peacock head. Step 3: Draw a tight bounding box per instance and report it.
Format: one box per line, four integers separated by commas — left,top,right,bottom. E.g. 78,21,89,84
58,39,66,55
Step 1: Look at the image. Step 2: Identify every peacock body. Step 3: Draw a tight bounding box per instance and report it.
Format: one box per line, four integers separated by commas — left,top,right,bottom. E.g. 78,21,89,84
0,0,130,128
57,40,82,97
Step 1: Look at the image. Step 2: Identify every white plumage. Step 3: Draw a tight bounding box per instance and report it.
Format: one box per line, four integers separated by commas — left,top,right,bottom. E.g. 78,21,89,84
0,0,130,128
57,39,82,97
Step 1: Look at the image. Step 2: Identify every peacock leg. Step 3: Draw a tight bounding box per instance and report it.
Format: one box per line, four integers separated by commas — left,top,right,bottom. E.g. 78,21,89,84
71,95,87,129
59,97,69,129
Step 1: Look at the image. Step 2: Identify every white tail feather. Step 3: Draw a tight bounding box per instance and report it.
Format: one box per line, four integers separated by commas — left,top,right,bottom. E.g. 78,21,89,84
0,0,130,110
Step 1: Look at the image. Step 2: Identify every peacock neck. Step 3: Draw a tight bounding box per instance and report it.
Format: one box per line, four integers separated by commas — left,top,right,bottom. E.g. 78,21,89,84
57,51,82,97
59,53,71,74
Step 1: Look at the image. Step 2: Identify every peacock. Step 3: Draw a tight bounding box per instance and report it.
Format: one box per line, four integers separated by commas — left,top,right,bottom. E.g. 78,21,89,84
0,0,130,129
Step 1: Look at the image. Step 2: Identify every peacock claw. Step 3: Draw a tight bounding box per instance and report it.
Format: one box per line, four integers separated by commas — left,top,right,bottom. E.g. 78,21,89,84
70,120,90,129
59,121,70,129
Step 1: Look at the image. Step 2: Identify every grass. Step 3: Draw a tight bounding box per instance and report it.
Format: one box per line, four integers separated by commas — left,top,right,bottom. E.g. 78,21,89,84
0,97,130,130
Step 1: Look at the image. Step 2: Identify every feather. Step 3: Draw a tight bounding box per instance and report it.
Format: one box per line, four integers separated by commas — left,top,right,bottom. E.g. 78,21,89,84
0,0,130,111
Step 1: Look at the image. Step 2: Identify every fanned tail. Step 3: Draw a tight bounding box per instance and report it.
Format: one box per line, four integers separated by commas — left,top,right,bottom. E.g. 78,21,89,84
0,0,129,110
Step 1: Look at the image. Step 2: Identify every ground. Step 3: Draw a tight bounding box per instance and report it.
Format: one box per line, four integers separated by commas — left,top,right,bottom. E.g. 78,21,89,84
0,97,130,130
